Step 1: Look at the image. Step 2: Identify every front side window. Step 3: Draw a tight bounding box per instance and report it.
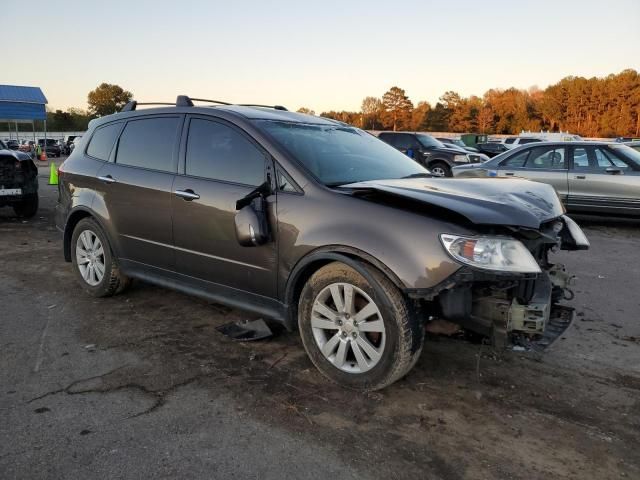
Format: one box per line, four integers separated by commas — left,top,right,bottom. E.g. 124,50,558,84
116,117,180,172
594,148,628,170
258,121,426,186
525,146,566,170
501,150,529,168
416,134,444,148
505,138,516,144
519,138,541,144
185,118,266,186
86,123,121,161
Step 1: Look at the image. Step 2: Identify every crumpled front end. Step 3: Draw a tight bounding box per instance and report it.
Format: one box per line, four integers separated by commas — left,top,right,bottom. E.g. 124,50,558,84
425,215,589,348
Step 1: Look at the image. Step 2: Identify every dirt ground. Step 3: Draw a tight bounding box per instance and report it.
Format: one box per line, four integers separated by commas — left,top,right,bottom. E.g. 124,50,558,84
1,167,639,479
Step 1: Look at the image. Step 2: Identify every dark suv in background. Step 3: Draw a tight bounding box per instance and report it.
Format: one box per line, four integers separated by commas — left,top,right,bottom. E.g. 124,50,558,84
56,96,589,390
377,131,472,177
0,139,39,217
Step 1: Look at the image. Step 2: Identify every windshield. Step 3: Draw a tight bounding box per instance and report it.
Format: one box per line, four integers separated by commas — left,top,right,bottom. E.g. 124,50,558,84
416,134,445,148
258,121,427,186
610,144,640,167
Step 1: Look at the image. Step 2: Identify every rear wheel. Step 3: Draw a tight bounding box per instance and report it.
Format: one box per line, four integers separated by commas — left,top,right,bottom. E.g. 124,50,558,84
71,218,130,297
13,194,39,218
298,262,424,390
429,161,451,177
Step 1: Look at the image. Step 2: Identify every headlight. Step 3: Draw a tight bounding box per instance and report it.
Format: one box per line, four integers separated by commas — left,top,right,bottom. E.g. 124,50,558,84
453,154,470,163
440,234,541,273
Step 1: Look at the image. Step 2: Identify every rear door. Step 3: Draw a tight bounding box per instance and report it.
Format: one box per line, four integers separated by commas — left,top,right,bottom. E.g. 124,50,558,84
96,115,182,270
497,145,569,201
171,115,277,297
567,145,640,214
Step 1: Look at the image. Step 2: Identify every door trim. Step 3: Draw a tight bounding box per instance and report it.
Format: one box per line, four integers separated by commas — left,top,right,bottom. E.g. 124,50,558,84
121,234,268,270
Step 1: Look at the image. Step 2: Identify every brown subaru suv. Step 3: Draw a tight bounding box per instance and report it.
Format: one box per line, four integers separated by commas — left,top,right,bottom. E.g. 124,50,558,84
56,96,589,390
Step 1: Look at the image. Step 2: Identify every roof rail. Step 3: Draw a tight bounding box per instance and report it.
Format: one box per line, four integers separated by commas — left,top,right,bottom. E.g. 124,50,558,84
121,96,289,112
121,101,178,112
238,104,288,111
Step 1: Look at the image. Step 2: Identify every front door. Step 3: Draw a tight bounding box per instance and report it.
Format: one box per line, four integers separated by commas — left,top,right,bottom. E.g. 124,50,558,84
97,115,182,270
172,116,277,298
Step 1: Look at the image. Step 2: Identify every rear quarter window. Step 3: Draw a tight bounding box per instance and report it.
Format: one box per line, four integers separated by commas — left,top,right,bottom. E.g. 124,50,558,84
86,123,122,161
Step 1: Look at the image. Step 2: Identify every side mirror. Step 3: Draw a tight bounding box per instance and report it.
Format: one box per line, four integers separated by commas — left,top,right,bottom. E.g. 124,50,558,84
234,182,272,247
234,200,269,247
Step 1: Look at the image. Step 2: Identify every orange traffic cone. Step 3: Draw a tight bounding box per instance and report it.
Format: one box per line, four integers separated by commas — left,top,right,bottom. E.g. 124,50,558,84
40,151,47,161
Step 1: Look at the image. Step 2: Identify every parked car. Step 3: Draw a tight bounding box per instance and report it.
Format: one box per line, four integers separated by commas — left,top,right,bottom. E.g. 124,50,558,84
0,139,39,217
499,137,543,149
435,137,490,163
452,141,640,216
460,133,488,148
69,136,82,153
56,96,589,390
377,132,473,176
37,139,62,157
476,142,510,157
63,135,82,155
5,139,21,150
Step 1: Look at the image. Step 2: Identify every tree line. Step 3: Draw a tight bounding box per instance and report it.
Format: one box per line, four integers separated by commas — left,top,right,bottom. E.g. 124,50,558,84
305,69,640,137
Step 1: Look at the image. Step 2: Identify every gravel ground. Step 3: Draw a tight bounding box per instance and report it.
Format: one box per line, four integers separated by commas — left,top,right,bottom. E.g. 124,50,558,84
1,167,639,479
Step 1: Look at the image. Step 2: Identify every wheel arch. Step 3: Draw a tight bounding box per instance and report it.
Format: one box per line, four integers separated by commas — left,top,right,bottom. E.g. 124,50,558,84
63,207,116,262
283,246,406,331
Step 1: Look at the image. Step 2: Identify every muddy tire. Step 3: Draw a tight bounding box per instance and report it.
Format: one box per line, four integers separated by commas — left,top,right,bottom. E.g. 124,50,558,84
298,261,424,391
13,194,39,218
71,217,130,297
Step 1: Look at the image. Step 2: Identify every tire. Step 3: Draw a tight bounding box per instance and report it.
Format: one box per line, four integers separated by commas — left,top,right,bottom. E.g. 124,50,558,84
429,161,451,177
71,217,130,297
13,194,39,218
298,261,424,391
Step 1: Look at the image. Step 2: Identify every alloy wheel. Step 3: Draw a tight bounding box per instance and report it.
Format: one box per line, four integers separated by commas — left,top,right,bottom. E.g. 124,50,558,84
310,282,386,374
75,229,105,286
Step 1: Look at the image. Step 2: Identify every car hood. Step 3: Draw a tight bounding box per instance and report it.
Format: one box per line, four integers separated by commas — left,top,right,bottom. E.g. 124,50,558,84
428,146,466,155
0,149,32,161
342,177,565,229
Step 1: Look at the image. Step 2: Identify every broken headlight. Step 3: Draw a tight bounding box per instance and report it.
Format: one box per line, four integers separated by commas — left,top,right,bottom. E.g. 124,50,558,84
440,234,541,273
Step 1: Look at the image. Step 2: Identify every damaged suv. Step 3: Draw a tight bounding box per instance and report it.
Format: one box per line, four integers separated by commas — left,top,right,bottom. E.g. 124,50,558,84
0,139,39,217
56,96,589,390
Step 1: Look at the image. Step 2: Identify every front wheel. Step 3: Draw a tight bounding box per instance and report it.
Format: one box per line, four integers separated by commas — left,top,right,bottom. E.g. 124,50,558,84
298,262,424,390
428,161,451,177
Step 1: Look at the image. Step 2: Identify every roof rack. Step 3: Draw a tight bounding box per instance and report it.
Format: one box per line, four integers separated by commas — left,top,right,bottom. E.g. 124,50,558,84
121,95,288,112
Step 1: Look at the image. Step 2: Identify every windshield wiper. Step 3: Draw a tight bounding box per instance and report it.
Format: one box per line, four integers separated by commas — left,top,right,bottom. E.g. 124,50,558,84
400,173,433,179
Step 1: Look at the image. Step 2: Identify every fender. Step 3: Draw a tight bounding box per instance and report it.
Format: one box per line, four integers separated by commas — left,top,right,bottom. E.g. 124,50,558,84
62,205,121,262
284,246,407,328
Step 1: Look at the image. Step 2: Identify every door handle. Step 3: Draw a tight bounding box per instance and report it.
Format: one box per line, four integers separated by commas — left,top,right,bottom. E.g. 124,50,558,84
575,175,586,180
504,172,514,176
174,189,200,201
98,175,116,184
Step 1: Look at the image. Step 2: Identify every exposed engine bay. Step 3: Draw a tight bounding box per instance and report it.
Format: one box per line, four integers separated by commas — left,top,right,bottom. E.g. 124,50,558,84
432,215,588,347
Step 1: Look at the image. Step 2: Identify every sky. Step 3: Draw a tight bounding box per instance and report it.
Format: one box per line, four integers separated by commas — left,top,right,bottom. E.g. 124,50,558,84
5,0,639,113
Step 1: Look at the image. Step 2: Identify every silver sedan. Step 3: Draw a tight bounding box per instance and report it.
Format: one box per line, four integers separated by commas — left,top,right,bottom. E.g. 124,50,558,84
452,141,640,216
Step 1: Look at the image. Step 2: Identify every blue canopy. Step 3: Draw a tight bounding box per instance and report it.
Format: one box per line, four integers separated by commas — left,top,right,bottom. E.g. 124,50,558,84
0,85,48,121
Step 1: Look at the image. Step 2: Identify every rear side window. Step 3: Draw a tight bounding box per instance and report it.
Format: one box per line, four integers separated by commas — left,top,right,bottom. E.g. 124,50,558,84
505,138,516,144
519,138,541,144
86,123,121,161
116,117,180,172
185,118,266,186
